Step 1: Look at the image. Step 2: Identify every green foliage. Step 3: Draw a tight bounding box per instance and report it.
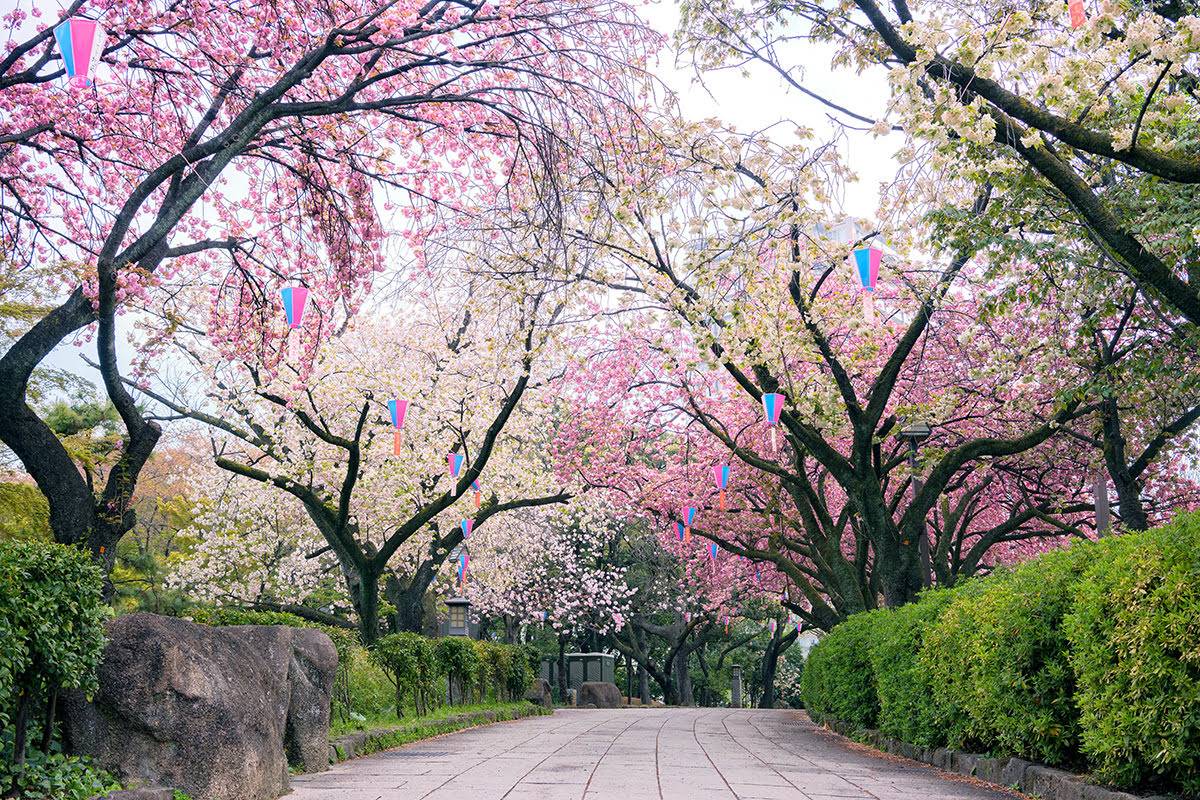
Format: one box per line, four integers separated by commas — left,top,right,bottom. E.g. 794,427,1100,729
370,633,439,716
0,483,51,542
1064,516,1200,793
919,578,992,751
799,610,881,729
802,518,1200,797
958,545,1110,765
435,637,479,704
0,540,107,713
869,588,956,747
0,750,119,800
0,541,108,789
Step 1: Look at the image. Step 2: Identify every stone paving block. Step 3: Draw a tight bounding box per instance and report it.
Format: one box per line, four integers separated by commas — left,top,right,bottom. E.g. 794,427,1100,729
290,708,1027,800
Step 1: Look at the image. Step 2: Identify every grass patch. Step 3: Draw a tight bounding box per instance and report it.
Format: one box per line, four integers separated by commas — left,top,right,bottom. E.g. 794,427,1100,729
330,701,550,762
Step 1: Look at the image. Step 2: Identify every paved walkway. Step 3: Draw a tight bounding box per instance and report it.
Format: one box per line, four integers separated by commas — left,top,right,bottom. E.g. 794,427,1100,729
289,708,1017,800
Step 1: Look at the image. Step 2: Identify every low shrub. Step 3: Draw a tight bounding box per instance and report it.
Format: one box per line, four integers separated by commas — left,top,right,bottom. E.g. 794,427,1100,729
435,637,479,705
961,543,1116,766
0,541,107,791
1065,517,1200,794
870,588,956,747
370,633,439,717
801,516,1200,798
799,609,881,729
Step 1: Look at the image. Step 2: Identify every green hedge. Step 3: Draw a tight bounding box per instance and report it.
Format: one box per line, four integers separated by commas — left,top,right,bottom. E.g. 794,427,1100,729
1065,519,1200,794
799,609,880,729
190,609,533,716
0,541,110,798
800,518,1200,796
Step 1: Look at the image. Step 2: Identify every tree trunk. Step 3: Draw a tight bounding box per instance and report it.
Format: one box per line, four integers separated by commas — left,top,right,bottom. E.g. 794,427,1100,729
638,662,650,705
556,635,568,703
1101,396,1149,531
673,649,693,706
356,568,381,645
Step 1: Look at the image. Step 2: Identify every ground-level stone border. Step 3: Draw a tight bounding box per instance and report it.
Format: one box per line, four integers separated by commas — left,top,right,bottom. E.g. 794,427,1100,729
822,718,1170,800
329,702,552,763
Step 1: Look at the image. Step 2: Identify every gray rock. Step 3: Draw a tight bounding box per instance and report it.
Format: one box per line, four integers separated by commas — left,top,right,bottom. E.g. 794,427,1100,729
66,613,336,800
577,681,621,709
97,789,175,800
524,678,553,708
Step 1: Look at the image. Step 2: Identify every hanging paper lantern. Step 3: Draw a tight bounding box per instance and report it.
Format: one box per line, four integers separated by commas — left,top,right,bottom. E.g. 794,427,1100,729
472,479,482,510
448,452,465,480
279,286,310,361
762,393,784,450
681,506,697,542
541,610,549,623
388,399,408,455
852,247,882,324
675,521,686,542
768,619,777,634
460,518,473,539
280,286,309,328
852,247,882,292
1068,0,1086,27
53,17,106,89
723,615,730,635
712,464,731,510
457,551,469,585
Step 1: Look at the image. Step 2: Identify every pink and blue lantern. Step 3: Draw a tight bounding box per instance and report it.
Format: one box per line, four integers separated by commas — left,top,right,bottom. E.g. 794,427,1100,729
674,521,686,542
460,518,473,539
280,287,309,328
713,464,731,510
279,286,310,362
681,506,697,542
457,552,469,585
53,17,106,89
762,393,784,450
448,452,465,479
852,247,882,292
388,399,408,455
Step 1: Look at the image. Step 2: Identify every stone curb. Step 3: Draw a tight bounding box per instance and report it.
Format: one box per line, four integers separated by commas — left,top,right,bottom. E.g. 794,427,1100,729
329,702,550,763
821,718,1170,800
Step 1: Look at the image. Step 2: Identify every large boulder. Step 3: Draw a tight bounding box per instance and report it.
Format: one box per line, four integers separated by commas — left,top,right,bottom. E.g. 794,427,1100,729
524,678,553,708
578,681,621,709
66,613,337,800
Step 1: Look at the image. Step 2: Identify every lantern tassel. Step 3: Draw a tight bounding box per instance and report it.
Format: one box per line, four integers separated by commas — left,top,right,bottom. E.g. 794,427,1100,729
288,330,298,363
1069,0,1086,27
393,429,402,456
684,526,691,543
863,292,875,325
719,489,726,511
474,490,481,510
770,427,778,452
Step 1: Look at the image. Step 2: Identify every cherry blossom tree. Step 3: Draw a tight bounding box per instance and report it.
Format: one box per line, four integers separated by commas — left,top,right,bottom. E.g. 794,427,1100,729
678,0,1200,325
135,265,578,642
0,0,655,578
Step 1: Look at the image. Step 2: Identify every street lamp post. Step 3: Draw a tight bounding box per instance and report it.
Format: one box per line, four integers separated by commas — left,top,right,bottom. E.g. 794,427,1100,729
897,422,933,589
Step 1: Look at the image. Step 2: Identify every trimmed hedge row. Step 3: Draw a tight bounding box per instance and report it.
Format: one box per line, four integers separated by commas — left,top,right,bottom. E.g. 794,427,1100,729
189,608,536,720
800,515,1200,796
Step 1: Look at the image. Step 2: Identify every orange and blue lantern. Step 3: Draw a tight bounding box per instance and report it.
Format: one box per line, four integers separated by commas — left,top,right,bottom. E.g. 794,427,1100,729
388,399,408,455
713,464,730,510
53,17,106,89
